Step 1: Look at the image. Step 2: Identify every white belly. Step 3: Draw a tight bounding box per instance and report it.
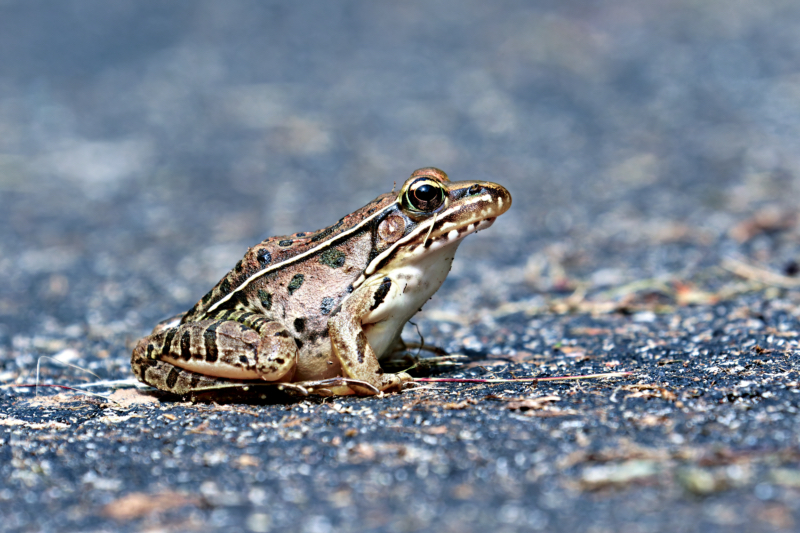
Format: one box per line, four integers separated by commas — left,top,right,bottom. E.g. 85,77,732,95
362,241,462,358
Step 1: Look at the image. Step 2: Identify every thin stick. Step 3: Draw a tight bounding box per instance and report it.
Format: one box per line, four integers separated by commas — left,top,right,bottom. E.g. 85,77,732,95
413,371,633,384
0,378,148,391
35,356,102,397
4,383,120,404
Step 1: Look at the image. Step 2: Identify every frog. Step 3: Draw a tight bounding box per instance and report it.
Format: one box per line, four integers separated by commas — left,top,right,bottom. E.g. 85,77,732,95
131,168,511,397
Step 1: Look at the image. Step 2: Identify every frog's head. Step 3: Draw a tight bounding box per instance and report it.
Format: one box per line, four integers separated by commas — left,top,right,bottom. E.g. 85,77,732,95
396,167,511,244
359,167,512,283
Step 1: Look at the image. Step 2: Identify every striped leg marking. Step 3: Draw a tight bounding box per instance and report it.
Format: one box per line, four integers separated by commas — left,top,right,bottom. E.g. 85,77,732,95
131,318,297,394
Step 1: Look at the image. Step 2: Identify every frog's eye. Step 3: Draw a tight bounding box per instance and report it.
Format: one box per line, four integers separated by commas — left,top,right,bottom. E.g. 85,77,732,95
403,177,445,212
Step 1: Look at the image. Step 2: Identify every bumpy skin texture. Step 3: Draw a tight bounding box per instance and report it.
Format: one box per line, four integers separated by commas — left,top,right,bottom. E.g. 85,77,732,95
131,168,511,397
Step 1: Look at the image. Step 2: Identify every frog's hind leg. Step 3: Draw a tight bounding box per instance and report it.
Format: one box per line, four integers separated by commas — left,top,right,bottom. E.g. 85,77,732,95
132,355,246,396
131,319,298,395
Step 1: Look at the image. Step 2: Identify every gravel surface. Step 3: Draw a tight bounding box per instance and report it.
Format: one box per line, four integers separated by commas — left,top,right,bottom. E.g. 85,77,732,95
2,1,800,532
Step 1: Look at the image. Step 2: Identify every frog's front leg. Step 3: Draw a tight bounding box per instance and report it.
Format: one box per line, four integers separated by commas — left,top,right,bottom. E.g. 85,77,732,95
131,318,297,395
328,283,412,396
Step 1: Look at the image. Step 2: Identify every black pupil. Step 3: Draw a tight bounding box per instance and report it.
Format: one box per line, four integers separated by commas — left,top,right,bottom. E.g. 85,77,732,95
414,184,437,202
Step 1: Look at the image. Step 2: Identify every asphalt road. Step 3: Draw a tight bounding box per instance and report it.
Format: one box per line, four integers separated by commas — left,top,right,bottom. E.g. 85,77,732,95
2,1,800,532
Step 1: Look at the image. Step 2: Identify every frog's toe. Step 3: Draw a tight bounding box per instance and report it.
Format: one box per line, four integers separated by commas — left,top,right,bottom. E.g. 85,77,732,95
375,371,412,393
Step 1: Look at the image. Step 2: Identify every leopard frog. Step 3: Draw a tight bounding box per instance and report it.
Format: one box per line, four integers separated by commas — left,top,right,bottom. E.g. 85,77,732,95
131,168,511,397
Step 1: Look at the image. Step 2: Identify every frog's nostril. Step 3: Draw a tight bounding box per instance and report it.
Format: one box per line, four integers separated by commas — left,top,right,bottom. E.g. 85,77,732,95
468,184,482,195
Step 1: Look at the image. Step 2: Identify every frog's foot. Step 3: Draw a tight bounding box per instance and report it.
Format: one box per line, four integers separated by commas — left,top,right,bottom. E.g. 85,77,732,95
378,371,413,393
381,346,461,376
294,373,412,396
377,334,450,372
333,371,410,396
289,377,376,396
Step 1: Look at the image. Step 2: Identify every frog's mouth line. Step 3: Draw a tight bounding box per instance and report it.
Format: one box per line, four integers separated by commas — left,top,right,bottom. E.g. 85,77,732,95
358,192,508,287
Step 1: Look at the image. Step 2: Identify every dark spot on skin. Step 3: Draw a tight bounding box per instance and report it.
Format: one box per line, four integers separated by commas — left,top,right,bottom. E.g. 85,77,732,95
139,358,157,373
294,338,304,350
234,290,252,308
203,323,219,362
346,285,354,293
355,332,367,364
201,292,212,304
180,331,192,361
220,278,232,295
321,329,330,338
320,297,336,315
274,329,290,338
319,248,346,268
166,367,180,389
294,318,305,333
279,239,293,247
310,220,344,242
258,289,272,310
256,249,272,266
287,274,304,294
162,329,177,356
239,355,249,364
296,232,306,237
235,260,243,272
376,368,384,375
370,277,392,311
190,373,200,389
146,344,155,359
367,249,380,265
273,358,285,365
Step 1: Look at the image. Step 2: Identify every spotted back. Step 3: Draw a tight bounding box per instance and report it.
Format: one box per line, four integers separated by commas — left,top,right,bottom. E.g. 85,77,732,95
181,192,398,323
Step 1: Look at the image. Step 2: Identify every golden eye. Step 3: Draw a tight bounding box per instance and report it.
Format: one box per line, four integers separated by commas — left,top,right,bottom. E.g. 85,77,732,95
403,177,445,212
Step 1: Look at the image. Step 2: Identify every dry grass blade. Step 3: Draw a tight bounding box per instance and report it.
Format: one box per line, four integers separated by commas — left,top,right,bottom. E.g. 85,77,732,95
721,256,800,288
413,371,633,384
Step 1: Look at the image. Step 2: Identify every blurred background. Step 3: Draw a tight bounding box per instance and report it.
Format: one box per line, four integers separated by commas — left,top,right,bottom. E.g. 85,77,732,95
1,0,800,349
4,3,800,532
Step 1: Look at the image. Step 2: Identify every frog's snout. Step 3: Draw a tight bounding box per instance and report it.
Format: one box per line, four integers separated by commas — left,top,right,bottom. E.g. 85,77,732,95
484,182,512,217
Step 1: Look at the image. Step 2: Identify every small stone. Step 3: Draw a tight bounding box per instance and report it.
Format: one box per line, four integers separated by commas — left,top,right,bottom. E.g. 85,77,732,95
246,512,271,533
678,467,719,495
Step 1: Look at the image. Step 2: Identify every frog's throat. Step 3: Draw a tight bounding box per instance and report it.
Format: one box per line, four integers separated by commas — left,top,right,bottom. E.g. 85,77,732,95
206,199,399,314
